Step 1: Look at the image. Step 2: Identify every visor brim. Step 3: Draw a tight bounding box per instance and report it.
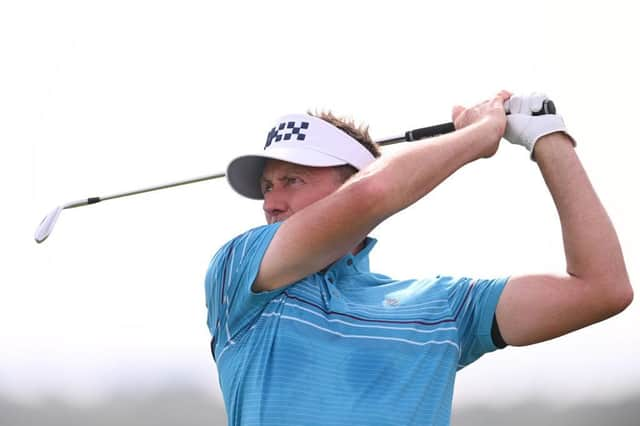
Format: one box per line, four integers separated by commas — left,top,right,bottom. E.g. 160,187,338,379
226,147,348,200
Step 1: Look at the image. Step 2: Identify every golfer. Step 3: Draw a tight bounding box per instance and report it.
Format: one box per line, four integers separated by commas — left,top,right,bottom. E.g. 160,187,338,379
205,91,632,425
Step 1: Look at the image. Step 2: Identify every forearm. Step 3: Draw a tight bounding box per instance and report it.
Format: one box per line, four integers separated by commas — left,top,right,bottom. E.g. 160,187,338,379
534,133,631,292
352,120,493,219
255,121,493,291
256,94,509,291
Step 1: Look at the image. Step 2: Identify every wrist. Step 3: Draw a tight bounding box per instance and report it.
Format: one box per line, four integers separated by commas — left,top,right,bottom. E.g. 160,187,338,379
532,132,576,161
464,118,504,160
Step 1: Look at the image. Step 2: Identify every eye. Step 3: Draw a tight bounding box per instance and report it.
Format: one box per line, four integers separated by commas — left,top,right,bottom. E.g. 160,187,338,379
261,182,272,194
285,176,304,186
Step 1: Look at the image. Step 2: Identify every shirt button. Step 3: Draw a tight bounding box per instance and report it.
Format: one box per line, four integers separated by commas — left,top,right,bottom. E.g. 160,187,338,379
347,259,353,266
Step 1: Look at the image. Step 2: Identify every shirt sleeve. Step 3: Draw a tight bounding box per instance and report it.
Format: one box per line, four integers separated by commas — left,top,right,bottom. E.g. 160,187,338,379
204,223,283,358
446,276,509,369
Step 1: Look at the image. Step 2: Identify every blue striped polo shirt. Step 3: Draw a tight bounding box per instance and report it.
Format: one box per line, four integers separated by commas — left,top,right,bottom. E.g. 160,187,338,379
205,223,507,426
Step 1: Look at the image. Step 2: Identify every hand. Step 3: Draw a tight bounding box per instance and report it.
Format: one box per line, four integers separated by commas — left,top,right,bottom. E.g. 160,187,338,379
452,90,511,159
503,92,575,160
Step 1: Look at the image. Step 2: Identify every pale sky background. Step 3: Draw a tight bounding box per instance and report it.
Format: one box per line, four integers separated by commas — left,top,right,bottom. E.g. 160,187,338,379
1,0,639,409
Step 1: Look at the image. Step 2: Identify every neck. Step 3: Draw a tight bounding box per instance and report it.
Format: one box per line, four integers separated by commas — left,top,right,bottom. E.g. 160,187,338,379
321,238,367,274
351,238,366,255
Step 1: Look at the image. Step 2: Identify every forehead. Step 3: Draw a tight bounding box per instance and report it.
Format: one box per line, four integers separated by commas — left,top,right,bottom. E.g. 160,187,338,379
261,159,316,179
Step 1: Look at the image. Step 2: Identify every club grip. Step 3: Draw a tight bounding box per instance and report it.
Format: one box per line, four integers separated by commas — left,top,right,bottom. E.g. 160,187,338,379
377,99,557,147
505,98,556,116
407,100,557,138
532,99,556,116
405,122,456,141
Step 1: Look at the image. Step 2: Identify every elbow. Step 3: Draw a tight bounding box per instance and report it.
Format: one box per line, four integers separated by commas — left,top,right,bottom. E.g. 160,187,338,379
348,168,395,220
603,276,634,316
615,279,634,313
577,263,633,318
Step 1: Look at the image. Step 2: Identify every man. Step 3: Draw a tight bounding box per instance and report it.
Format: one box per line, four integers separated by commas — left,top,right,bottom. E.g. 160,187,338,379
204,91,632,425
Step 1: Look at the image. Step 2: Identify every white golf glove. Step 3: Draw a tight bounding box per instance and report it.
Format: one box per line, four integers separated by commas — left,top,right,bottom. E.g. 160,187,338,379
504,93,575,160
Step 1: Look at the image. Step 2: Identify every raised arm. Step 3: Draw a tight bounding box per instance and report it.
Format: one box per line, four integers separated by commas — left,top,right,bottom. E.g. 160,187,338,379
254,93,510,291
496,133,633,346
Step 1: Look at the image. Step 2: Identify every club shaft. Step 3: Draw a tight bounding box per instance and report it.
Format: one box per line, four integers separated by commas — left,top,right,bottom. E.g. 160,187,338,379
99,172,225,202
64,124,456,210
64,172,226,210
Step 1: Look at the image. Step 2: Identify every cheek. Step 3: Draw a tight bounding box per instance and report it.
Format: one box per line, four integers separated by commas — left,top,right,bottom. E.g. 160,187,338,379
300,183,338,207
288,189,321,212
289,179,341,212
290,192,318,212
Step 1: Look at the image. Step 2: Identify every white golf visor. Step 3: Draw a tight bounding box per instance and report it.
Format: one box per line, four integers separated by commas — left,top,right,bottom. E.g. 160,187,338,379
226,114,376,199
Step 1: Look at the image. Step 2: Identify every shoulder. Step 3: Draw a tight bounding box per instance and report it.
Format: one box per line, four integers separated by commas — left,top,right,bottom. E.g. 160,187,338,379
434,275,508,291
427,275,509,308
205,223,282,290
211,223,283,264
205,223,283,302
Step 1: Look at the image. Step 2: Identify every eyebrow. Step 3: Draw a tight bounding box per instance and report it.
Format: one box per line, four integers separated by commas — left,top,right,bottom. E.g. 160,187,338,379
260,167,311,183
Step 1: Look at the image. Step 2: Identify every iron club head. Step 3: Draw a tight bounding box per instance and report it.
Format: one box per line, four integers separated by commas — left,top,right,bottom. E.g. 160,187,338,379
34,206,63,244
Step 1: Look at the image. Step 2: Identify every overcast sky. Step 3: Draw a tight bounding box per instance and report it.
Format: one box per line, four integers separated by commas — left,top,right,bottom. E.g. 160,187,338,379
1,0,639,408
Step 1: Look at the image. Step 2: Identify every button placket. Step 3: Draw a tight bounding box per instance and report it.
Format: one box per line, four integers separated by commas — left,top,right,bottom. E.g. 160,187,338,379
325,275,341,301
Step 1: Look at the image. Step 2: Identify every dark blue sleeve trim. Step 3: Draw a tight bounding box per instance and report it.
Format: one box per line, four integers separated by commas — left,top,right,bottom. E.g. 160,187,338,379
491,314,507,348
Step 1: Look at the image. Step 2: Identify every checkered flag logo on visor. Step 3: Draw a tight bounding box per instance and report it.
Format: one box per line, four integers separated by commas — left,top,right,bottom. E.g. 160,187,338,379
264,121,310,149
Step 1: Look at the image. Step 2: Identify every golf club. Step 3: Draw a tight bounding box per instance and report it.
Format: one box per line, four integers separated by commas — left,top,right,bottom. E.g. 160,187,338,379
34,99,555,243
34,172,226,243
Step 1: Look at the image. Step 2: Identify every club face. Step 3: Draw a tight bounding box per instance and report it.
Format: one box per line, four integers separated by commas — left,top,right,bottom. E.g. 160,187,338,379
34,206,63,243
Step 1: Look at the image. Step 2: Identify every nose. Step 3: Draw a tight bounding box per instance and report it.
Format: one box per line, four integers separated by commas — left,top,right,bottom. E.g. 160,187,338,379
262,189,288,223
